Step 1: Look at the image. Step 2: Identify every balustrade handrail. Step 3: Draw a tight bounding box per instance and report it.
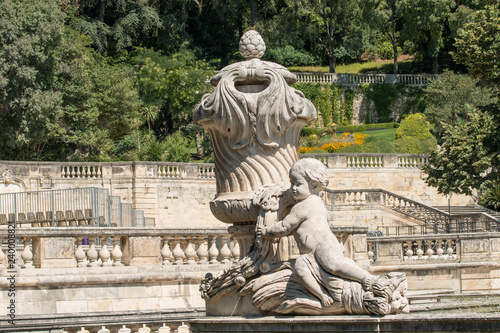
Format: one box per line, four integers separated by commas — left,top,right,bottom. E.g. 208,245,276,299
367,232,500,242
293,72,439,86
325,188,450,217
0,226,229,237
325,188,499,234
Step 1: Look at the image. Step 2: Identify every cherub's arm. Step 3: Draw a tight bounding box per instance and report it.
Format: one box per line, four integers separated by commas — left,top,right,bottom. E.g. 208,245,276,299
257,207,303,238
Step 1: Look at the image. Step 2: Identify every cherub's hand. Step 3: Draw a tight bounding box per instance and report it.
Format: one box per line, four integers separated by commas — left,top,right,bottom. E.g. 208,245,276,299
256,226,268,238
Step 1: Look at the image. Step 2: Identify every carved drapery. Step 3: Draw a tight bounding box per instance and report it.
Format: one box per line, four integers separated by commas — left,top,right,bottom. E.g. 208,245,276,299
194,49,315,224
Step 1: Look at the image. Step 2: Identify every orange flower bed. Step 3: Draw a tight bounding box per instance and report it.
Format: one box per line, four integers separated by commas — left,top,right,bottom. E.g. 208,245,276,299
300,133,368,154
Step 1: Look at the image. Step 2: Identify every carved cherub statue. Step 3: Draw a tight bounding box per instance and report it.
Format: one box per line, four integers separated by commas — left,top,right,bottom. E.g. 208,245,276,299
200,158,409,315
257,158,378,306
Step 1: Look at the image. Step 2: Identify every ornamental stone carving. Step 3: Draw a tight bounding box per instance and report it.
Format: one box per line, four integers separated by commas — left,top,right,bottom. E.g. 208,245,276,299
195,31,409,316
193,30,316,224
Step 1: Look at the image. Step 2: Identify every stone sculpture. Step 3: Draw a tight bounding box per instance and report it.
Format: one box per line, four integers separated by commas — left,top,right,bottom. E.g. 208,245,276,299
195,30,409,316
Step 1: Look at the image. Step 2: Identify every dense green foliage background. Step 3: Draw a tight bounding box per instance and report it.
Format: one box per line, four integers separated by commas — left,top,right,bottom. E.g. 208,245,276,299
1,0,500,206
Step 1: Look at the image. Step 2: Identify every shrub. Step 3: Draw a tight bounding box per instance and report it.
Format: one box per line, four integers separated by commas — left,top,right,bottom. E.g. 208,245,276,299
163,132,191,162
112,134,138,158
481,182,500,211
394,136,425,154
264,46,316,67
139,137,164,161
396,113,434,140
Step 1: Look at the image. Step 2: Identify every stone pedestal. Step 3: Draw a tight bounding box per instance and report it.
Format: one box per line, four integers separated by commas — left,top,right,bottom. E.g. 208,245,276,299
189,313,500,333
121,236,162,266
32,237,76,268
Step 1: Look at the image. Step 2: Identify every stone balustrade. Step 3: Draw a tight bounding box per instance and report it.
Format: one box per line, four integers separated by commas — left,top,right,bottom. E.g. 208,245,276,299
368,232,500,266
0,154,472,228
303,153,428,169
294,72,439,86
0,227,238,269
325,188,498,233
367,232,500,292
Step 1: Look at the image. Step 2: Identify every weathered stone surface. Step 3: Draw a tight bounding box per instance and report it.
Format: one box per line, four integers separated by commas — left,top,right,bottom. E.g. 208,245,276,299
196,32,409,317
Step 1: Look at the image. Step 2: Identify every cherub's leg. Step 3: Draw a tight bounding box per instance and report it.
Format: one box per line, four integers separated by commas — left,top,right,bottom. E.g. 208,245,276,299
316,244,373,286
295,255,333,307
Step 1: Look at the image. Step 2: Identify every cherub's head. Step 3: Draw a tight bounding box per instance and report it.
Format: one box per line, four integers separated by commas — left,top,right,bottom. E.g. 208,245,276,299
289,158,329,201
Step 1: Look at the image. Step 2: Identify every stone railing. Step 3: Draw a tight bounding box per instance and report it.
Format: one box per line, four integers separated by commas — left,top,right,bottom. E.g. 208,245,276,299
0,154,427,184
367,232,500,267
294,73,439,86
302,153,428,169
0,308,200,333
325,189,499,234
0,227,239,269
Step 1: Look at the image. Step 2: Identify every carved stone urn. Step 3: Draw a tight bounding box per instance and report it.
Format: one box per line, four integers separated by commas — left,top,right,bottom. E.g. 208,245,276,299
193,30,316,228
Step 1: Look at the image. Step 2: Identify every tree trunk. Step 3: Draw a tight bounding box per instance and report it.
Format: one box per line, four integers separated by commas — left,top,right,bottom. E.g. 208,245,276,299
98,0,107,22
391,2,398,74
249,0,258,26
432,56,439,74
329,56,336,73
195,132,203,158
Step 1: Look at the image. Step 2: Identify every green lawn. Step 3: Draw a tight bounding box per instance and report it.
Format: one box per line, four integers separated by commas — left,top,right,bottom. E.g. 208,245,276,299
360,128,397,142
288,58,419,74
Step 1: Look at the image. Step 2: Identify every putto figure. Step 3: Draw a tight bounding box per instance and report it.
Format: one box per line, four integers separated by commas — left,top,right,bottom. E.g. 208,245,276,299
257,159,377,307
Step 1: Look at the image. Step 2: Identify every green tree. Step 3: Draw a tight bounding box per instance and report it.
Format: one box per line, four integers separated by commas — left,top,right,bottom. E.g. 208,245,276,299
424,1,500,197
453,2,500,85
71,0,162,52
424,107,498,195
363,0,402,73
400,0,455,73
290,0,363,73
133,48,214,136
424,70,496,139
0,0,66,159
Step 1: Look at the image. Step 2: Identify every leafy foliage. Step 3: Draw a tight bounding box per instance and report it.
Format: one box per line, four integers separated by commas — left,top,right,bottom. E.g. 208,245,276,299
424,70,496,139
424,107,498,195
263,46,316,67
394,113,436,153
453,2,500,85
0,0,65,159
133,48,214,135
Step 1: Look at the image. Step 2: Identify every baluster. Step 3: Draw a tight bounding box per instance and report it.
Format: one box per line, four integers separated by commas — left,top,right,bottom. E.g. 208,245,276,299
426,240,435,258
405,241,414,259
75,237,87,267
70,166,76,178
196,237,208,264
172,236,185,265
77,328,90,333
177,322,190,333
138,324,151,333
446,239,454,258
161,236,173,265
111,236,123,266
21,237,33,269
208,236,219,264
416,240,424,259
99,237,112,267
436,239,444,258
118,325,132,333
220,236,231,264
87,237,99,267
158,324,171,333
97,326,110,333
230,237,240,263
184,237,197,265
367,242,374,264
0,237,4,268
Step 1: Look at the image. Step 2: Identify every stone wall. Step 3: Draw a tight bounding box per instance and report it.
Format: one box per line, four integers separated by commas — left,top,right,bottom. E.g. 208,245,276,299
0,156,473,228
